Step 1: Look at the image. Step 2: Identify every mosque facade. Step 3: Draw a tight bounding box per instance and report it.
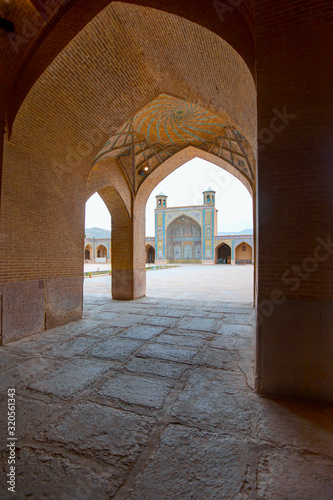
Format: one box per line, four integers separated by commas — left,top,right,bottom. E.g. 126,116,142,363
85,190,253,265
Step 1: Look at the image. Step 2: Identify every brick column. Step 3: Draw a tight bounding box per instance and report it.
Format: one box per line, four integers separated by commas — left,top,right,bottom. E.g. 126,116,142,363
231,240,235,265
255,1,333,402
99,187,146,300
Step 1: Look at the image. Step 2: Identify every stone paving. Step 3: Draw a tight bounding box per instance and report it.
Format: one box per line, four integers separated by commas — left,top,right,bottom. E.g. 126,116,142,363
1,295,333,499
84,264,254,302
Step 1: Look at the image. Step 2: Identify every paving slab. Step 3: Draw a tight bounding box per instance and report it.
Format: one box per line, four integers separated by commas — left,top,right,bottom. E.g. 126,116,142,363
206,312,225,319
222,313,254,325
126,357,188,379
0,396,61,448
136,307,168,316
171,368,252,433
257,449,333,500
102,313,147,328
238,358,255,389
140,316,178,328
0,447,124,500
153,308,188,318
0,289,331,499
253,397,333,458
210,333,253,350
45,318,104,337
95,372,175,409
6,337,60,356
217,323,254,336
155,333,206,348
89,311,120,322
127,424,251,500
35,401,156,466
86,337,143,360
176,316,221,333
119,325,165,340
81,325,120,339
42,336,100,358
0,350,22,369
0,356,59,393
162,328,208,339
138,343,199,364
194,347,240,369
214,306,253,314
28,358,111,398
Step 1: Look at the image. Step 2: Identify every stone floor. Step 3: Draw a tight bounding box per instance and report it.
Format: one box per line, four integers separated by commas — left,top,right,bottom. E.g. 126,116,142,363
1,295,333,499
85,264,254,302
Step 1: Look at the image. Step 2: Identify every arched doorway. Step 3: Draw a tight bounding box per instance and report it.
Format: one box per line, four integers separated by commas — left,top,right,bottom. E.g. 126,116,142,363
235,242,253,264
84,246,92,261
166,215,202,263
96,244,107,261
216,243,231,264
146,245,155,263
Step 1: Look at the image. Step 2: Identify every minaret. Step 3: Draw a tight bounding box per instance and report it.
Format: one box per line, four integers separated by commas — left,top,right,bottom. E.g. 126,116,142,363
155,192,168,208
203,187,216,206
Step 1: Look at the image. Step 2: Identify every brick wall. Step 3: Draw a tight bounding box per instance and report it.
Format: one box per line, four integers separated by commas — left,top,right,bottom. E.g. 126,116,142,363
0,3,256,286
256,0,333,301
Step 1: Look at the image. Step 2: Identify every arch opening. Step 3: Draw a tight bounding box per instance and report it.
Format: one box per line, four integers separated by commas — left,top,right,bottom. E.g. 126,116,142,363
142,158,254,303
146,245,155,263
85,245,92,261
235,242,253,264
216,243,231,264
166,215,202,263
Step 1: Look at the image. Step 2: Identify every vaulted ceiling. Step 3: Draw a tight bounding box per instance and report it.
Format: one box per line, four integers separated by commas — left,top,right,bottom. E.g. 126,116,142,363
94,94,254,191
8,2,256,197
0,0,255,132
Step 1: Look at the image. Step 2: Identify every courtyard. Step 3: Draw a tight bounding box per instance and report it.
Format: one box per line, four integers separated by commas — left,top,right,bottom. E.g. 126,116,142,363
84,264,254,303
1,270,333,498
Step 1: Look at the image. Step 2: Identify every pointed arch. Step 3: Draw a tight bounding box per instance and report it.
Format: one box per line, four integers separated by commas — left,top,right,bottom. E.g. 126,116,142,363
84,244,92,261
235,242,253,264
215,242,231,264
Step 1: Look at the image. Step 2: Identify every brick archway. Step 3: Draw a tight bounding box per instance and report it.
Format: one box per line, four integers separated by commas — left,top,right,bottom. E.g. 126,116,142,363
2,0,331,406
96,244,107,259
1,1,256,350
146,245,155,263
166,215,202,263
4,1,255,136
215,243,231,264
84,244,92,261
235,242,253,264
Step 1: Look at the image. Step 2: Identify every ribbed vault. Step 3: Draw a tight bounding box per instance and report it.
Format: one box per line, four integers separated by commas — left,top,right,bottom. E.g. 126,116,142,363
94,94,254,191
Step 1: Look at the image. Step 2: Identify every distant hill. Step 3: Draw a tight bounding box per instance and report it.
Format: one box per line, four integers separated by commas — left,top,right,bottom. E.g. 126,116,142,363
218,229,253,236
85,227,253,238
85,227,111,238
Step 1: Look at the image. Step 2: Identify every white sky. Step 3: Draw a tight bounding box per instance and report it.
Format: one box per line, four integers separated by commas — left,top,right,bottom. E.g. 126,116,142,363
85,158,253,236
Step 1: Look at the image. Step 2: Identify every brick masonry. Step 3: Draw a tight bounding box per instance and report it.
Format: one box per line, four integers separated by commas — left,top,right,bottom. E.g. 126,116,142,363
0,1,332,401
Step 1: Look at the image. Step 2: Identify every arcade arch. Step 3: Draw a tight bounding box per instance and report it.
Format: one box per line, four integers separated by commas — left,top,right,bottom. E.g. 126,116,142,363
96,245,107,259
85,245,92,261
166,215,202,262
216,243,231,264
235,242,253,264
146,245,155,263
0,0,330,410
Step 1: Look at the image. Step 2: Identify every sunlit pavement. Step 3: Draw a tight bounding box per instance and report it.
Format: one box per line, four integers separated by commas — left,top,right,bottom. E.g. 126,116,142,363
2,289,333,499
84,264,254,303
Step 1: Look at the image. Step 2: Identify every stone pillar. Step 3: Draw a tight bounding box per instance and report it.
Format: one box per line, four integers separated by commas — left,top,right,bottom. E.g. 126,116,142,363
231,240,235,265
107,240,110,264
255,1,333,403
92,239,96,263
100,187,146,300
111,216,145,300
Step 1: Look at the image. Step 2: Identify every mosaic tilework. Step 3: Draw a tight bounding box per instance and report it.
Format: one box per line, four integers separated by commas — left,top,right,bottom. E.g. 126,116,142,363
94,95,254,189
